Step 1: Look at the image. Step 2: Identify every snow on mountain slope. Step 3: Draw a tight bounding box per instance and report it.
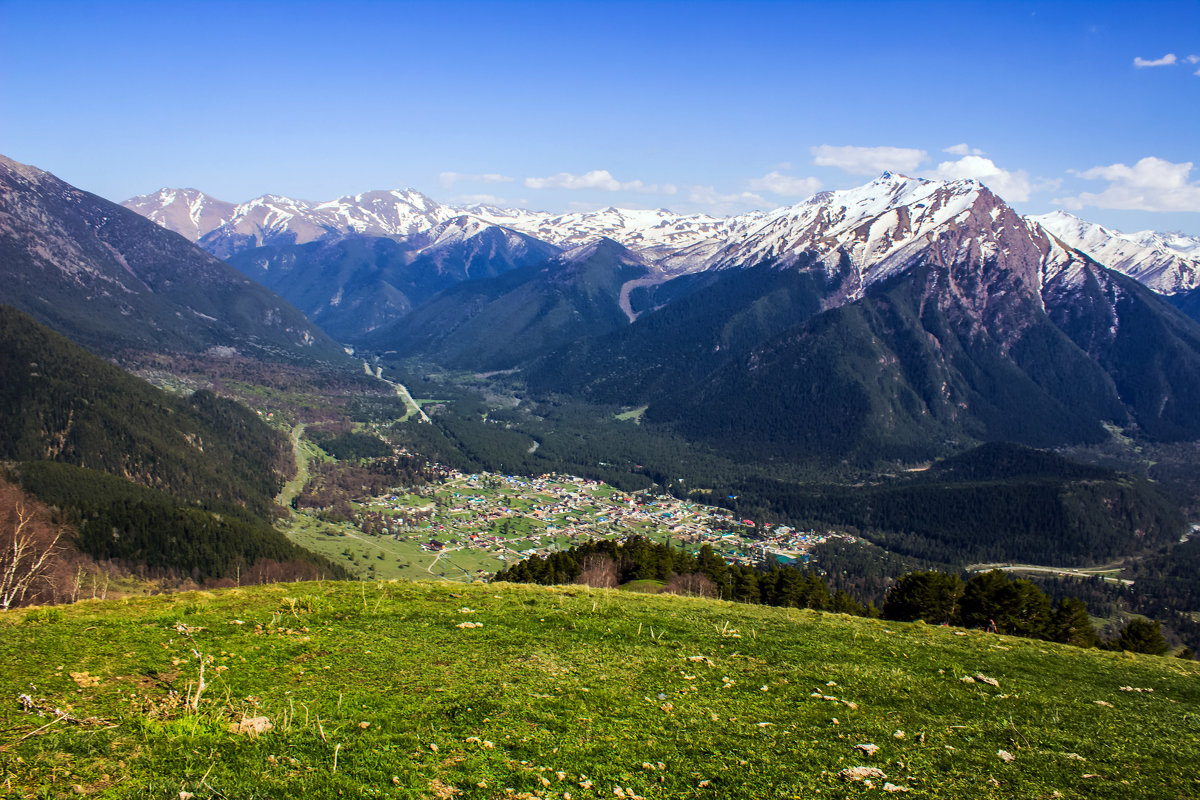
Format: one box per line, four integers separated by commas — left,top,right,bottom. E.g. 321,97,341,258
126,188,763,269
124,179,1198,303
472,205,765,272
1029,210,1200,294
121,188,236,243
125,188,461,258
704,173,1010,294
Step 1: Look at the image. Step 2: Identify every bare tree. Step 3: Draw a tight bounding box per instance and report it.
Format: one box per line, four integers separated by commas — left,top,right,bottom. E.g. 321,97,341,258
664,572,717,598
578,554,619,589
0,483,65,610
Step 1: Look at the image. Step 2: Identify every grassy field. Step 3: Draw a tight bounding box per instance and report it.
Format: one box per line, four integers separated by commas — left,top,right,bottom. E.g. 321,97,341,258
2,581,1198,799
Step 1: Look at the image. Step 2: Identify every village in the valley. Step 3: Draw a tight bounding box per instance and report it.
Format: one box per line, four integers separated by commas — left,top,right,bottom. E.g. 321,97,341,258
283,470,854,583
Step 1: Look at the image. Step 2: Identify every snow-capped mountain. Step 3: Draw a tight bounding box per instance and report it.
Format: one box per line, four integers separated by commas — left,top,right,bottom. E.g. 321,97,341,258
1029,210,1200,295
124,188,761,269
124,180,1199,303
121,188,237,243
471,205,766,272
123,188,461,258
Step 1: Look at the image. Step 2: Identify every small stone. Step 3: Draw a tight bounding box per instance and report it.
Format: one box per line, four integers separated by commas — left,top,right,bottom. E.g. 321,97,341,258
359,721,370,729
882,783,911,793
893,730,906,740
429,743,438,752
1094,700,1113,708
228,716,272,736
998,749,1015,762
976,674,999,687
855,743,880,757
960,676,976,684
71,787,86,796
179,793,194,800
839,766,887,782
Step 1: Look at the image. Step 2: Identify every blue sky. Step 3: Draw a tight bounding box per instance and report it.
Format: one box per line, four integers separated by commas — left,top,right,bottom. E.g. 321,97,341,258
3,0,1198,233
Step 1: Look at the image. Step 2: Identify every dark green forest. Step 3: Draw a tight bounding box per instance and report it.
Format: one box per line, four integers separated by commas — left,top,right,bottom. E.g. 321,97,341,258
9,462,344,582
0,306,344,584
1,306,290,518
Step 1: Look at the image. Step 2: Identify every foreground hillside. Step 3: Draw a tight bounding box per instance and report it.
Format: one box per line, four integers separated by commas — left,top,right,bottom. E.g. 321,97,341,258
2,582,1196,799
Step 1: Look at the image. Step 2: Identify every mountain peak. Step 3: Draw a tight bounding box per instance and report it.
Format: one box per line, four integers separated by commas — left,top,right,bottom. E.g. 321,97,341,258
556,236,646,267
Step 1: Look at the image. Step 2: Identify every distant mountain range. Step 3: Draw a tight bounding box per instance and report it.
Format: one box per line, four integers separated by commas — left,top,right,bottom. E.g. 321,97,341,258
4,153,1196,467
123,176,1200,347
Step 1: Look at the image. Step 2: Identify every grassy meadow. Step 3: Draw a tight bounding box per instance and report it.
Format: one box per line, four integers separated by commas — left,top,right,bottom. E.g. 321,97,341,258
2,580,1198,799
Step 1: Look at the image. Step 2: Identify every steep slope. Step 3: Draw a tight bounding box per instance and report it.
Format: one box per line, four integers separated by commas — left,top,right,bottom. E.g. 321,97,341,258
369,238,652,370
1040,255,1200,441
0,155,346,362
0,305,344,581
627,180,1141,461
225,216,560,340
525,262,830,402
0,305,286,514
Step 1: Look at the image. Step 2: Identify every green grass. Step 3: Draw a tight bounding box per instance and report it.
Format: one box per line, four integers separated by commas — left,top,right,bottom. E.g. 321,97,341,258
2,581,1198,799
614,406,648,424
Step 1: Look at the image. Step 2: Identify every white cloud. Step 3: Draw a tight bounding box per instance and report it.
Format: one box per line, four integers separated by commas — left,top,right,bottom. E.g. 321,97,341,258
926,155,1035,201
1133,53,1177,67
448,193,525,207
944,143,985,156
1187,54,1200,64
688,185,768,211
523,169,673,194
746,171,822,197
439,171,514,189
1057,156,1200,213
811,144,927,175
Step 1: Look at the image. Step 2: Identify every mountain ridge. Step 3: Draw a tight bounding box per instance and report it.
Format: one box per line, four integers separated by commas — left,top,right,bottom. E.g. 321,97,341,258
0,154,349,363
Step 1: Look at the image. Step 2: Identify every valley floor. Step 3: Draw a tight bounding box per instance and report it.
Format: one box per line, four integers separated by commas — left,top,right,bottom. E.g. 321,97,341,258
280,471,851,583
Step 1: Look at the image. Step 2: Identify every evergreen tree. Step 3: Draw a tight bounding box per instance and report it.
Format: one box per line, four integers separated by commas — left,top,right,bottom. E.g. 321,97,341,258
1049,597,1100,647
1107,618,1169,655
882,571,962,623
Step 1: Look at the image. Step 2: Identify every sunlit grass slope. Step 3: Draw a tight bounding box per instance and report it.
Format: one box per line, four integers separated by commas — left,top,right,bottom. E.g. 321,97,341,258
2,581,1197,799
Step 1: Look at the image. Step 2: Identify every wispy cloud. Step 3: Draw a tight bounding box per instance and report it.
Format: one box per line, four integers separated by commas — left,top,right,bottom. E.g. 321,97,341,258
448,193,525,207
688,185,768,211
944,143,985,157
811,144,927,176
1057,156,1200,213
926,155,1034,201
746,171,822,197
1133,53,1177,68
439,171,514,189
524,169,675,194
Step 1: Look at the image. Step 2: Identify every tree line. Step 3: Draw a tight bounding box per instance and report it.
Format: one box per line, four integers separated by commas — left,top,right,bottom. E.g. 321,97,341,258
493,536,1183,657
